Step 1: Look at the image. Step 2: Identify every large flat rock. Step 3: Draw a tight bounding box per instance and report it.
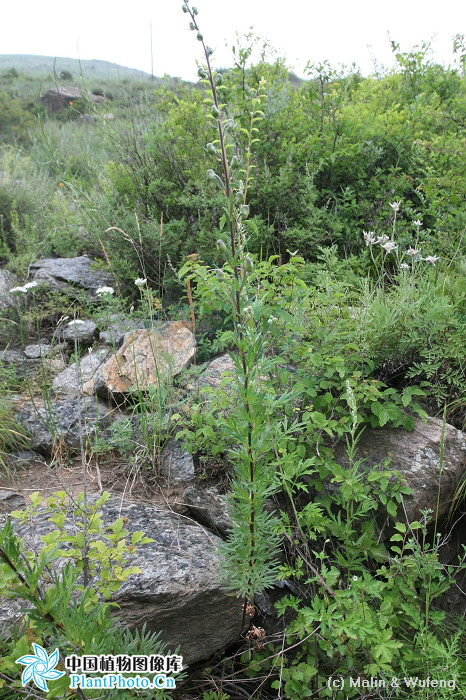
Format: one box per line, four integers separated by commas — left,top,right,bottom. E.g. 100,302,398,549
1,497,244,665
30,256,113,296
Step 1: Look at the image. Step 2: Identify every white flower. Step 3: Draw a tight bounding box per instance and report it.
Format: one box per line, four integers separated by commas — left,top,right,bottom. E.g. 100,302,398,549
67,319,85,326
423,255,440,264
134,278,147,287
9,280,39,295
389,201,400,213
406,248,420,257
377,234,389,245
400,263,410,270
381,240,398,253
96,286,114,297
413,219,422,228
352,575,358,582
363,230,376,246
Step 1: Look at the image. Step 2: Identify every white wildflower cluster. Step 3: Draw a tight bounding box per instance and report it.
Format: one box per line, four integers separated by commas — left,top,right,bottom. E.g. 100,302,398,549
363,231,376,246
9,280,39,295
67,319,85,327
96,286,115,297
134,278,147,287
362,209,440,266
380,240,398,253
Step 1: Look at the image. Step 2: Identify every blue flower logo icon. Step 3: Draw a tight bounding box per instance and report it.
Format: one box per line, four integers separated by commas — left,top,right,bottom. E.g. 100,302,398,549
16,643,65,691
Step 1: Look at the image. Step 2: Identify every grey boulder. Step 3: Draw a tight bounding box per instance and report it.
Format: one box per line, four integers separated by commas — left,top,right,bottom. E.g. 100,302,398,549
15,397,111,455
60,320,97,346
333,416,466,524
52,349,109,399
30,256,113,296
1,497,244,665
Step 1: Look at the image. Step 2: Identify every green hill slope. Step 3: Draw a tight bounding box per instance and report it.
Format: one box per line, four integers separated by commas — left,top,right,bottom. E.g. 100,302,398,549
0,55,152,81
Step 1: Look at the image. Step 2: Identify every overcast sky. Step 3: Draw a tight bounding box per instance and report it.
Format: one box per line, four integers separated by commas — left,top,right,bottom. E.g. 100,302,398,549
2,0,464,79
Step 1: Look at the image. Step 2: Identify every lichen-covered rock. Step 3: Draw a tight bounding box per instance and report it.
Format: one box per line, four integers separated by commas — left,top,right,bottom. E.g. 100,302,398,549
0,348,65,378
333,416,466,523
15,397,111,455
52,349,109,398
0,490,25,515
99,314,142,347
183,485,231,537
60,320,97,346
30,256,113,296
23,344,51,359
200,353,235,390
0,497,244,665
84,323,196,400
160,439,194,484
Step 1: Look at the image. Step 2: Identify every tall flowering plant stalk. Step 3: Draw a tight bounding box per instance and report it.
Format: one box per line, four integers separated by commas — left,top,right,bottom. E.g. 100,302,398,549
180,1,281,613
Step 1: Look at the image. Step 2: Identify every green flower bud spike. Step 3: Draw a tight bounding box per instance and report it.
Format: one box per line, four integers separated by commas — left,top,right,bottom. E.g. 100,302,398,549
206,143,217,155
182,4,188,13
215,73,223,86
240,204,250,218
216,268,225,281
192,5,198,13
207,169,224,189
211,105,220,117
197,32,203,41
198,67,207,79
216,239,227,253
243,256,254,273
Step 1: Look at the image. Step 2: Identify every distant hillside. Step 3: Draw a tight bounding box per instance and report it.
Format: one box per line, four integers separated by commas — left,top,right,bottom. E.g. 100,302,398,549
0,55,153,82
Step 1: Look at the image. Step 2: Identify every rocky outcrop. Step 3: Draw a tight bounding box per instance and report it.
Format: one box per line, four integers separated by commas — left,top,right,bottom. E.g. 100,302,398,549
334,416,466,523
84,323,196,401
16,397,112,455
40,87,84,113
1,497,244,665
30,256,113,296
0,348,65,378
